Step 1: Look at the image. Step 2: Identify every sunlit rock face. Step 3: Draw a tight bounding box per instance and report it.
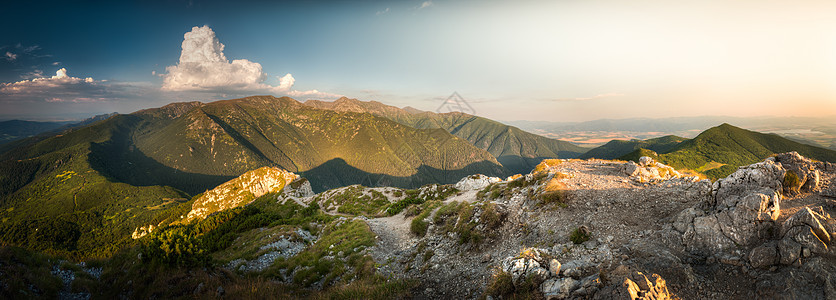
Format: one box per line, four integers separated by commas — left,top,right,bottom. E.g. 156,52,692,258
186,167,298,221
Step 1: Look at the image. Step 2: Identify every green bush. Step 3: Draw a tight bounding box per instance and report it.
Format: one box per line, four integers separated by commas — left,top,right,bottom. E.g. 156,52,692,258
410,218,429,237
570,226,590,244
783,170,801,195
484,270,514,298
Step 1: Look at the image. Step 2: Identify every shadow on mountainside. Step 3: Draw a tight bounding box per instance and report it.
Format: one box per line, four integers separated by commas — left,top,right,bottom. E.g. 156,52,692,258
88,117,235,196
301,157,509,193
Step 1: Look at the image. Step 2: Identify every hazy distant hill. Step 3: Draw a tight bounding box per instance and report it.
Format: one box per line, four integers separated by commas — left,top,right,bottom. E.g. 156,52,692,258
0,113,117,146
0,120,71,145
613,123,836,179
306,97,588,175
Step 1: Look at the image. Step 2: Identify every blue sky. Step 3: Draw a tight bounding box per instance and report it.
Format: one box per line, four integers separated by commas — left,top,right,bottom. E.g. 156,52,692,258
2,0,835,121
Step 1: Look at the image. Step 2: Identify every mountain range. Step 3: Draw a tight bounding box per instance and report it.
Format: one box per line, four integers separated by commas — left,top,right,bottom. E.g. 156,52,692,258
2,95,836,261
305,97,587,174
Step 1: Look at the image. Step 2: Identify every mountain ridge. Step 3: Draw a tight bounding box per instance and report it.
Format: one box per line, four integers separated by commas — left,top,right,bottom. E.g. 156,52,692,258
305,97,588,174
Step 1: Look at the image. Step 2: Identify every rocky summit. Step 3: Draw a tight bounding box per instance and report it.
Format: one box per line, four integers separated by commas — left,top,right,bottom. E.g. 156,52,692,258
342,153,835,299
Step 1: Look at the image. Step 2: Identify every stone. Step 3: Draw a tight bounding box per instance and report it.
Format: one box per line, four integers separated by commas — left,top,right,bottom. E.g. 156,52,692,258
561,260,595,279
481,253,492,263
571,274,602,296
749,242,778,269
774,151,822,193
681,158,787,257
787,226,828,254
454,174,501,191
549,259,561,276
778,237,802,265
542,277,579,299
781,207,831,245
639,156,654,167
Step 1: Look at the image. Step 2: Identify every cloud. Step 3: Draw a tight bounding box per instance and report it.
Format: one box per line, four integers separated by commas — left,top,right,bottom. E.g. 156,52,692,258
418,1,433,9
0,68,132,103
161,25,340,99
376,7,390,15
4,52,16,61
551,93,625,102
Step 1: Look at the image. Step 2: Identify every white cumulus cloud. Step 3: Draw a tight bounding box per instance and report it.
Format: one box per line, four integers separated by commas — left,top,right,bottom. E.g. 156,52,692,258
161,25,340,99
0,68,125,103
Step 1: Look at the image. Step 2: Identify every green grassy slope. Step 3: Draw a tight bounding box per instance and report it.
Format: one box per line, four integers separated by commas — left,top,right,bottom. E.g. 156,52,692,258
0,116,191,259
305,97,588,175
616,124,836,179
658,123,836,178
579,135,686,160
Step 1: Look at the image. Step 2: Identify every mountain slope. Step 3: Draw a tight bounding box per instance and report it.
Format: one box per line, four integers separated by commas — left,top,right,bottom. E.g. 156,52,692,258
0,95,508,258
579,135,686,160
625,123,836,179
305,97,588,174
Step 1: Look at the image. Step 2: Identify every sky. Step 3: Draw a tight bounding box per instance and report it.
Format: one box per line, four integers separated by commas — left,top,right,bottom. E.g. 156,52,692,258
1,0,835,122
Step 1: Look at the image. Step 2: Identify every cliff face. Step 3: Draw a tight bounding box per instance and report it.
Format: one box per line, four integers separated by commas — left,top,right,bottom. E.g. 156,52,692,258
186,167,298,221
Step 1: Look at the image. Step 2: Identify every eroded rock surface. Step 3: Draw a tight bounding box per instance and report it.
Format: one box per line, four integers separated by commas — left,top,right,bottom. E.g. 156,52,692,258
186,167,298,221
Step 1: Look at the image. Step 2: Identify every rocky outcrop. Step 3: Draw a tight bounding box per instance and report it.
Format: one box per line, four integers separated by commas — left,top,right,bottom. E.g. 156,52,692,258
764,207,835,268
623,157,682,183
774,152,822,194
677,159,784,256
455,174,501,191
498,248,604,299
131,224,156,239
186,167,299,221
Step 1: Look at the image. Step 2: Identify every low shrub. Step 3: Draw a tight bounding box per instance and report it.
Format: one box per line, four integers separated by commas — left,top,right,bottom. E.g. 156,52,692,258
570,226,590,244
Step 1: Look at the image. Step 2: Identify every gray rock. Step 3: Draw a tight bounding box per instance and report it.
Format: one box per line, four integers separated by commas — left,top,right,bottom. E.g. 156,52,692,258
787,226,828,254
454,174,501,191
542,277,579,299
561,260,595,279
778,237,802,265
572,274,602,296
639,156,654,167
781,207,831,245
749,242,778,269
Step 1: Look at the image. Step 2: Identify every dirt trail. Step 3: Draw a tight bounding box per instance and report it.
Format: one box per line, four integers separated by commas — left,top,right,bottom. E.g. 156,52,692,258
366,213,416,263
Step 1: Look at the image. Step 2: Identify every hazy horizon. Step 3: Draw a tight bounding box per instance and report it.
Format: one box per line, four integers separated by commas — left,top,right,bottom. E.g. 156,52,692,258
2,0,835,122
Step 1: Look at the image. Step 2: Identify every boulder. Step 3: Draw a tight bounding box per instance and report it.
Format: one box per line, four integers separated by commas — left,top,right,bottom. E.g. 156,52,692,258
681,159,785,256
549,259,562,276
786,226,828,255
749,242,778,268
455,174,501,191
774,152,822,193
778,237,802,265
639,156,654,167
501,248,551,284
781,207,831,245
542,277,579,299
561,259,595,279
623,159,682,183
